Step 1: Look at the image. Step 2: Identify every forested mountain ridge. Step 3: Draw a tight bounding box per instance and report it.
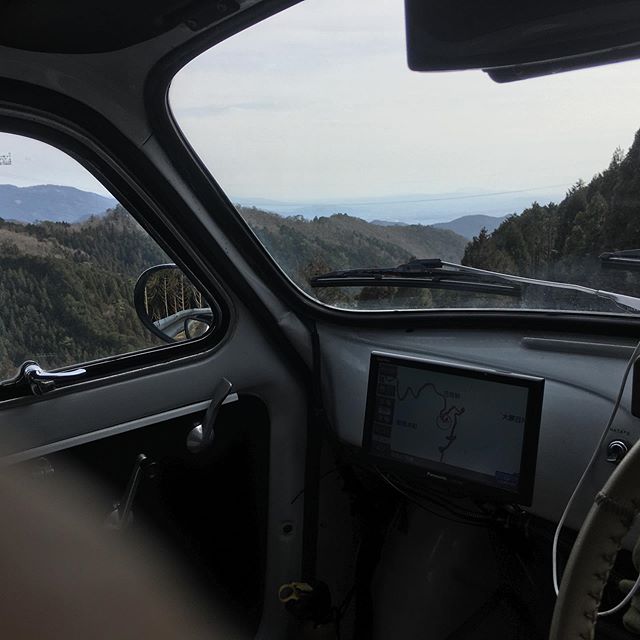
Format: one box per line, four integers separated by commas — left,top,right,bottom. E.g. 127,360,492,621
0,206,167,377
462,129,640,293
239,206,468,288
0,202,467,378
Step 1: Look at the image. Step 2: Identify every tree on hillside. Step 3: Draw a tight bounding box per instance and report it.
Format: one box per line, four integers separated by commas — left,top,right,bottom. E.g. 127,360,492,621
462,129,640,303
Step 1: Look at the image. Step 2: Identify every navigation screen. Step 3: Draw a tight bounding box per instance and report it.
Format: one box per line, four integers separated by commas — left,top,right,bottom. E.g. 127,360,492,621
363,353,544,504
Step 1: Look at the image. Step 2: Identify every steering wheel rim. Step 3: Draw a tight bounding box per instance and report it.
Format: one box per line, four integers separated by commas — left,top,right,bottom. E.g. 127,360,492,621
550,439,640,639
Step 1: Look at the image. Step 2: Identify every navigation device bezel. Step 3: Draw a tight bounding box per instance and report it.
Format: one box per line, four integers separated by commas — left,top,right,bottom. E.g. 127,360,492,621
362,352,544,505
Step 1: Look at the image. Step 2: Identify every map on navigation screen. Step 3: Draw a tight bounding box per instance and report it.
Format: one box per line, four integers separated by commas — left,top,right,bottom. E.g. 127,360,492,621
368,357,535,491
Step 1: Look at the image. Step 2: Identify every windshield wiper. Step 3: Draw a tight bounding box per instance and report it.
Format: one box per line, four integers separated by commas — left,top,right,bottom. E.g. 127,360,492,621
310,259,521,297
600,249,640,270
310,258,640,312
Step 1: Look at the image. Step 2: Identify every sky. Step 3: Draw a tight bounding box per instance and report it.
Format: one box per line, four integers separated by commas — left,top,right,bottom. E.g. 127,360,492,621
3,0,640,220
0,133,110,196
169,0,640,207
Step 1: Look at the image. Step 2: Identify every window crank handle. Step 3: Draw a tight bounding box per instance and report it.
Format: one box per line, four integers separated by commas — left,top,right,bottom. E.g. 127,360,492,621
187,377,233,453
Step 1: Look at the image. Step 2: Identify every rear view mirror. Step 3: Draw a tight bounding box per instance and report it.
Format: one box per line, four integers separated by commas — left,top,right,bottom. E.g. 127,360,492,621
134,264,215,343
405,0,640,82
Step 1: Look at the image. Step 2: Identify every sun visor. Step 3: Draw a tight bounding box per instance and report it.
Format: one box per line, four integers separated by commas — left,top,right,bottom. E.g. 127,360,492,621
405,0,640,82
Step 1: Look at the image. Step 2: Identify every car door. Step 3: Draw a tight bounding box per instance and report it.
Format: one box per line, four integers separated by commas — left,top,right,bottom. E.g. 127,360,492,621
0,122,310,639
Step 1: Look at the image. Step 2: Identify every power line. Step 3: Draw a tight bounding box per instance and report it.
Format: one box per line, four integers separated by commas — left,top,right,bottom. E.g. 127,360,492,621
244,183,571,209
339,184,570,206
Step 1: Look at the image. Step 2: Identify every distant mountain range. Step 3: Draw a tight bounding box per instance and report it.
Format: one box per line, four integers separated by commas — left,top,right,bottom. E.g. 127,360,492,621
233,187,562,227
0,184,529,242
370,219,409,227
370,213,508,239
431,214,508,239
0,184,116,223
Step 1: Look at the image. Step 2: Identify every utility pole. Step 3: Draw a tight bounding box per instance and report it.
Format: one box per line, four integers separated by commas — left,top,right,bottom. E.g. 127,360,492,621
0,152,11,165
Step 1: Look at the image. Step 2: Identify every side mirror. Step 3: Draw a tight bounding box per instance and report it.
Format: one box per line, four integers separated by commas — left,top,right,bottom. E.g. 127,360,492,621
134,264,215,343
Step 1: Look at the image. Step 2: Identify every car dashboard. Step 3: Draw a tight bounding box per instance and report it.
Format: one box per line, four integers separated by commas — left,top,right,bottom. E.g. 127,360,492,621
320,325,640,533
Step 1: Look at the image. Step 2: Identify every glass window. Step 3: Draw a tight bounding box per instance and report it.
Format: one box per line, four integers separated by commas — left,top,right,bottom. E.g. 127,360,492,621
0,132,214,382
170,0,640,315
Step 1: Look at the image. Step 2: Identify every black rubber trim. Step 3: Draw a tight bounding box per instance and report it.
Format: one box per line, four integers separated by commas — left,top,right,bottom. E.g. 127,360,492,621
144,0,640,340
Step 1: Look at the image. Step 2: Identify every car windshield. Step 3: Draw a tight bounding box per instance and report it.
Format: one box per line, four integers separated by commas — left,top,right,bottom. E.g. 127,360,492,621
169,0,640,315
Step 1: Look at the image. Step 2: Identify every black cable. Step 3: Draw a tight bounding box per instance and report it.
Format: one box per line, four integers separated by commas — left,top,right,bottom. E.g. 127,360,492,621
388,472,494,523
347,457,493,523
380,469,493,523
334,582,356,640
290,466,339,505
375,468,493,528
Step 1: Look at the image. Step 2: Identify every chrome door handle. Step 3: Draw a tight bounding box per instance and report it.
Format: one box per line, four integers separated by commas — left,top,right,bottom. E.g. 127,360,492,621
22,361,87,395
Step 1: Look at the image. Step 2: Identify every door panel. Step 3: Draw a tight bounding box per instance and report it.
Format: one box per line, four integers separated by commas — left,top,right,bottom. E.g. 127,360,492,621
0,122,310,640
0,294,308,639
8,395,270,634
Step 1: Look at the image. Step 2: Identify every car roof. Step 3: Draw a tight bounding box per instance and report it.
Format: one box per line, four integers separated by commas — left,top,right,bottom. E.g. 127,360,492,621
0,0,273,53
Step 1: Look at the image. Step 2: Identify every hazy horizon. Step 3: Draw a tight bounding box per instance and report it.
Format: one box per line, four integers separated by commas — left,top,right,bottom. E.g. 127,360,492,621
0,179,561,226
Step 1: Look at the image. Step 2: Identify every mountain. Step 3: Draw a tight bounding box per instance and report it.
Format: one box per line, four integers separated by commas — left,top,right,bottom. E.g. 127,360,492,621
0,184,116,223
0,206,168,379
462,132,640,302
431,214,508,239
0,199,468,378
237,207,469,309
370,219,409,227
239,207,468,288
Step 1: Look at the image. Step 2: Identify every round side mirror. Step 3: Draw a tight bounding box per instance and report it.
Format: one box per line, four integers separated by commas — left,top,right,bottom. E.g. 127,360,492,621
134,264,215,343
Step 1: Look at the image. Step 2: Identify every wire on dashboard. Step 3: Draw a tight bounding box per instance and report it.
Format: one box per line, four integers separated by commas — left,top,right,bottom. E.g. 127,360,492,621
374,466,493,528
551,338,640,617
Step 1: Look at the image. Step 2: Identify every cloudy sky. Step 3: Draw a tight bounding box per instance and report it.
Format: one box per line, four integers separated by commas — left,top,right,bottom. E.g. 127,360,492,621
3,0,640,217
170,0,640,207
0,132,109,196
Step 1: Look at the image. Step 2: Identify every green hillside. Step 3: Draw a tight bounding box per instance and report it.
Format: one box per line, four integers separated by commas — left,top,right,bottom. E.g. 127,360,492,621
0,207,167,378
7,127,640,384
240,206,467,285
0,204,467,379
462,129,640,300
240,206,468,309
